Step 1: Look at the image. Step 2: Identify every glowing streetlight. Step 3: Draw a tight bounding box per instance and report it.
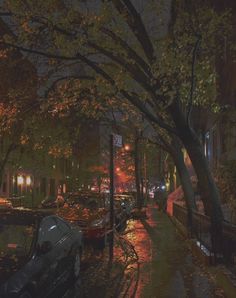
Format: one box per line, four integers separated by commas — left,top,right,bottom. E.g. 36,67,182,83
124,144,130,151
26,176,31,186
17,175,24,185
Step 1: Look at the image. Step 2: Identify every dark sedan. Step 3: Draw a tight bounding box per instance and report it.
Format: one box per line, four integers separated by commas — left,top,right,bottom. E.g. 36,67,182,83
0,209,83,298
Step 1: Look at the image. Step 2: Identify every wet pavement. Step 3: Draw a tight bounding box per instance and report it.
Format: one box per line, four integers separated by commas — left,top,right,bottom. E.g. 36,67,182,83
125,204,226,298
61,204,226,298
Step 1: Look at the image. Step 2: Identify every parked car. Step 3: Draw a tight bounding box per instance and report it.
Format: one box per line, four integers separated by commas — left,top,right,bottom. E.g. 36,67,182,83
8,195,24,207
0,197,13,209
39,194,65,209
0,209,83,298
57,192,110,249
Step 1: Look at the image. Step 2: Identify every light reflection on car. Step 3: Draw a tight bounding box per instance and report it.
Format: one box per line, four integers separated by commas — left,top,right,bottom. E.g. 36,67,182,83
0,209,83,298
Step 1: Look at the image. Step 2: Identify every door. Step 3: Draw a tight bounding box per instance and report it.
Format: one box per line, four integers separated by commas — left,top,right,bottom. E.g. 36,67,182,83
53,217,75,283
35,216,65,295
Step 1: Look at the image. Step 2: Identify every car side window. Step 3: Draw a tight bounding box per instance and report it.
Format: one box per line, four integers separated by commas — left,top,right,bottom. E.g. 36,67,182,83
38,217,62,246
55,218,71,236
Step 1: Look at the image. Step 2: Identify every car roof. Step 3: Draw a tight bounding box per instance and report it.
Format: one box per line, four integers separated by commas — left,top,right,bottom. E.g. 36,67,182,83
0,209,53,225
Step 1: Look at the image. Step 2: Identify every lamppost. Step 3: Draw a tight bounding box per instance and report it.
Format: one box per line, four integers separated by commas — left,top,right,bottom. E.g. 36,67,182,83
17,175,24,196
26,176,33,208
109,133,122,261
124,143,136,193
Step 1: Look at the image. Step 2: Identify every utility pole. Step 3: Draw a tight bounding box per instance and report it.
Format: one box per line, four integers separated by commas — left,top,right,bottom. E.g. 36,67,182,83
109,133,122,262
109,134,114,262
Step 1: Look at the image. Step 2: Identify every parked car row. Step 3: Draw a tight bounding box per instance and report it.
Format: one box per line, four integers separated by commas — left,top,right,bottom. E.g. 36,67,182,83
56,192,135,248
38,192,136,240
57,192,110,249
0,192,136,298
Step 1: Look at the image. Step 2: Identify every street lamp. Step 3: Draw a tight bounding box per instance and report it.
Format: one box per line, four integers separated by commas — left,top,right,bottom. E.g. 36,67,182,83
26,176,31,186
17,175,24,185
17,175,24,196
26,175,33,208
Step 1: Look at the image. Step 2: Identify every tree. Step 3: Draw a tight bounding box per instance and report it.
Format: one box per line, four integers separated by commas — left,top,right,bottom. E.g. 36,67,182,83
1,0,234,248
0,20,37,187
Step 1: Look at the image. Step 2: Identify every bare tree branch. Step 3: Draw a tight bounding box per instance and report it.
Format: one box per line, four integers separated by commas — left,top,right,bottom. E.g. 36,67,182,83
100,27,151,76
187,36,201,126
111,0,154,62
44,75,94,98
0,41,79,60
120,90,178,135
87,41,157,99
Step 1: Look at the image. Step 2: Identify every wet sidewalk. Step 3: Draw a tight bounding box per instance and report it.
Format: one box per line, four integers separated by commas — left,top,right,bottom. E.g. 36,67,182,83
125,204,226,298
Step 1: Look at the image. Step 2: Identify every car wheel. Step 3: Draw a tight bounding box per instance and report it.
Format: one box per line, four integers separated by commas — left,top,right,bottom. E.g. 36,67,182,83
73,248,82,280
19,291,32,298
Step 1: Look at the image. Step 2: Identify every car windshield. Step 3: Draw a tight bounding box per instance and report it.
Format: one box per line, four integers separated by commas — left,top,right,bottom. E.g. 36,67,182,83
67,195,105,209
0,223,36,258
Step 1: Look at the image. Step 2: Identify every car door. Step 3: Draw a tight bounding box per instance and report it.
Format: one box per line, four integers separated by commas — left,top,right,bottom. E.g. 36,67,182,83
32,218,55,296
53,217,75,283
35,216,65,295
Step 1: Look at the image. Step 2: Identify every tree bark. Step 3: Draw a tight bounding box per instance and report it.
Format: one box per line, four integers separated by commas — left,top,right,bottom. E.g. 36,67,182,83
0,143,18,191
134,137,142,209
150,134,196,232
170,139,197,235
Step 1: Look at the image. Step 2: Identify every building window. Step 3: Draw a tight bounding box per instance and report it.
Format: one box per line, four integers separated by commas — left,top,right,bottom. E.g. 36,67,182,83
205,132,210,159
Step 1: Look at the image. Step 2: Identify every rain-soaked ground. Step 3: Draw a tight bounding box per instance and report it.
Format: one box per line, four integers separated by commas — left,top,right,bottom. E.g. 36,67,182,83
57,204,226,298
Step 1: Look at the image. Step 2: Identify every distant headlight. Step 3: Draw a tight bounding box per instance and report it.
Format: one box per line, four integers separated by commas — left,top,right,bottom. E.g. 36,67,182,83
90,219,104,227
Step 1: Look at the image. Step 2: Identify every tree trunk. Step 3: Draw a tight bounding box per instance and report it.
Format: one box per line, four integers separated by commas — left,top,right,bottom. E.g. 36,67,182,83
0,143,18,192
170,139,197,235
134,137,142,209
169,101,223,252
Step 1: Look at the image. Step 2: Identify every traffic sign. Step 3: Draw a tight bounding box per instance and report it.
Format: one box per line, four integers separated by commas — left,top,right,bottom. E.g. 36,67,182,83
113,134,123,148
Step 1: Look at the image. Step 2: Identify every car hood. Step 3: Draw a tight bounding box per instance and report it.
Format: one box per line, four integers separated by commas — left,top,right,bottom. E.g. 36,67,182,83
0,256,27,285
57,206,108,223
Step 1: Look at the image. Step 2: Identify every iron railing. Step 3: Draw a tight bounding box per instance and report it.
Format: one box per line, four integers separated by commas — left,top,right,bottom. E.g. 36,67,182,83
173,202,236,265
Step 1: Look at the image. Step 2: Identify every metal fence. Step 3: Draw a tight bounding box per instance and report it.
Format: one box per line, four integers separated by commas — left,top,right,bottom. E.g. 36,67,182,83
173,203,236,265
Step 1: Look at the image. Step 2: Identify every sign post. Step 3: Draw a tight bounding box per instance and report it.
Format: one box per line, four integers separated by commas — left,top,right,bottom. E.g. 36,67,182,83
109,134,122,262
